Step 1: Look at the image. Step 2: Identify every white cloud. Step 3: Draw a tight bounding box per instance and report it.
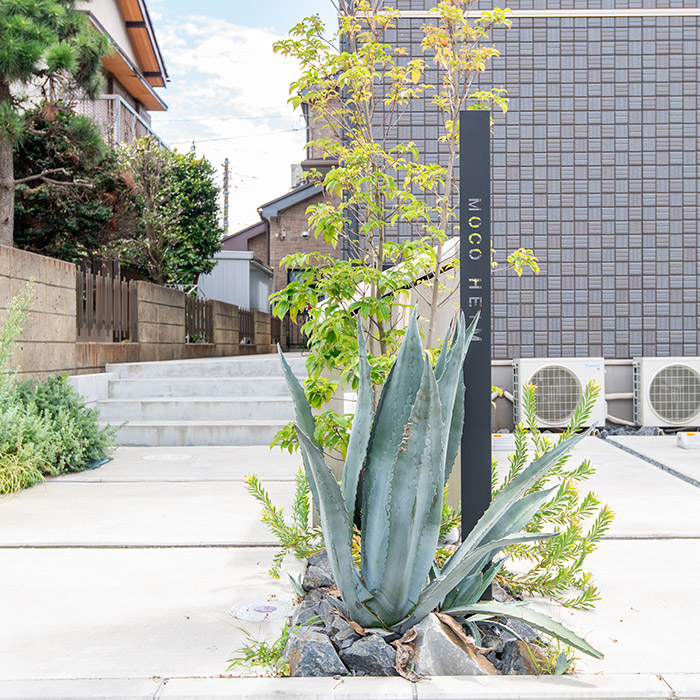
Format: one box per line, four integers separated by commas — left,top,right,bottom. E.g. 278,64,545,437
150,16,306,232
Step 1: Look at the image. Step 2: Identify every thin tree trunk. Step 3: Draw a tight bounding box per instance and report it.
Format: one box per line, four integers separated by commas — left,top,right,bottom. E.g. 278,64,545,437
0,83,14,248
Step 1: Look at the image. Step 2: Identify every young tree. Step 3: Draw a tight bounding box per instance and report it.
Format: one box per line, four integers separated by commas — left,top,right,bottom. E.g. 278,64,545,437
0,0,110,246
271,0,531,449
110,138,222,286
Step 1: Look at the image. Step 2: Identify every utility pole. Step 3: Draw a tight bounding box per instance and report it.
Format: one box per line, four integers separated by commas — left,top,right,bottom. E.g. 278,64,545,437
223,157,230,235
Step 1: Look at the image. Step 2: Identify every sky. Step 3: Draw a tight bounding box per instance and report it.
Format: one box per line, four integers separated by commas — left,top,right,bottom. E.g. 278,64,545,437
146,1,339,234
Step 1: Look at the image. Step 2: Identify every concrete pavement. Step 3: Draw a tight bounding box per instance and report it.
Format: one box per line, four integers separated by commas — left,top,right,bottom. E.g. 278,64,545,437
0,438,698,698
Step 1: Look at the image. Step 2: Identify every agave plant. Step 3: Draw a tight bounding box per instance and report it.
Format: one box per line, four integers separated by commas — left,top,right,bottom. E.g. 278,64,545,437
279,311,602,658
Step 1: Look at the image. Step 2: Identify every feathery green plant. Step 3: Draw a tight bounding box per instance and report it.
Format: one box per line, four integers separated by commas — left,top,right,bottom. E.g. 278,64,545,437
244,469,323,579
279,310,602,659
495,382,615,609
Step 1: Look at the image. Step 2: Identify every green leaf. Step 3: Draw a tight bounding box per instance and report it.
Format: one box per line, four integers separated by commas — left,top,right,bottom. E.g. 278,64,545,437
362,309,424,593
396,531,557,633
296,428,379,628
368,356,444,625
341,316,373,514
444,600,604,659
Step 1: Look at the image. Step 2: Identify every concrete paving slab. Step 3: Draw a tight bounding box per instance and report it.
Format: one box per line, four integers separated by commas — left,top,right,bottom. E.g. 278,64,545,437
0,480,293,546
494,438,700,537
414,674,673,700
0,678,161,699
608,436,700,483
662,674,700,699
159,677,414,699
524,539,700,675
0,548,302,681
57,447,300,483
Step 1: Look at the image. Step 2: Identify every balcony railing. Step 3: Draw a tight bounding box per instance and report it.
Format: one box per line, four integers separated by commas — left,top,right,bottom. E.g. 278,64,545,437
75,94,164,147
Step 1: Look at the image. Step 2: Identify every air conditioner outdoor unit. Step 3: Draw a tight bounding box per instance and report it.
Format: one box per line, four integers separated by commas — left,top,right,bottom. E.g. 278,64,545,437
633,358,700,428
513,358,606,429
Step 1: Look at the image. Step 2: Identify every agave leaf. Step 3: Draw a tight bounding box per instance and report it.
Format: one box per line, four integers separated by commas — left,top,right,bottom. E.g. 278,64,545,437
342,316,372,514
362,310,424,592
442,556,505,611
444,431,588,578
439,312,479,480
479,485,558,547
296,428,379,628
443,600,604,659
433,316,456,382
368,356,445,625
395,531,557,633
278,347,322,507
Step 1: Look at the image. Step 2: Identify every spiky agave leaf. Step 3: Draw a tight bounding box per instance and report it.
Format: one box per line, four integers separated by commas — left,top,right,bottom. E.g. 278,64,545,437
437,311,479,480
443,600,603,659
361,310,424,593
341,315,373,514
366,355,444,626
278,346,323,508
395,530,558,632
296,428,379,628
443,430,589,580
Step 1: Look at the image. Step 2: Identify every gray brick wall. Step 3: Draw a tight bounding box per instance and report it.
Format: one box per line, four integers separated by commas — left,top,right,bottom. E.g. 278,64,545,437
373,2,700,359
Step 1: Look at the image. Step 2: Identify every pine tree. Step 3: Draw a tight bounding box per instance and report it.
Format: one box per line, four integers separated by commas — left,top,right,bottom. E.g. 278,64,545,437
0,0,109,246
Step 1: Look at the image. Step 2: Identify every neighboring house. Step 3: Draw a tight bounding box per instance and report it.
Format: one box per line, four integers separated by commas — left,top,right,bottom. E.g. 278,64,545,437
197,251,274,313
76,0,168,145
224,182,342,296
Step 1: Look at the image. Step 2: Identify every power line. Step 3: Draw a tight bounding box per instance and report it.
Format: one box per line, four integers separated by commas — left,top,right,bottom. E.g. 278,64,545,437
169,126,305,145
156,114,302,123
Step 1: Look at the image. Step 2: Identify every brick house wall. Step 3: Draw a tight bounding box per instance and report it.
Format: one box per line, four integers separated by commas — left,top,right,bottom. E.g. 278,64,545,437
267,192,342,293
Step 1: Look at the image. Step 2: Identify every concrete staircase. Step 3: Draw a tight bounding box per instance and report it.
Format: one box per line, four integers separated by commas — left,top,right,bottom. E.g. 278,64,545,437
98,354,305,446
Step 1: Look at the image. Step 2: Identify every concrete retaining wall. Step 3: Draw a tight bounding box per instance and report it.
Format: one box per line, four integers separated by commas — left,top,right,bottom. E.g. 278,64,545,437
1,245,276,377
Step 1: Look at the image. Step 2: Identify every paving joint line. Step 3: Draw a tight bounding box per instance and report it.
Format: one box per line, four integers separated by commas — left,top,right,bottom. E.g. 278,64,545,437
658,673,679,700
600,435,700,490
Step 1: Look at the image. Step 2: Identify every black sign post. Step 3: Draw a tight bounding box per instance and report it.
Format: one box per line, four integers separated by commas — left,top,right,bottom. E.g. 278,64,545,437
460,110,492,554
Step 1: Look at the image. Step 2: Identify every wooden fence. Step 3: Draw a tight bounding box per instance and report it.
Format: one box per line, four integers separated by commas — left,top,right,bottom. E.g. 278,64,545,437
239,308,255,355
185,295,214,343
271,316,282,346
77,269,137,342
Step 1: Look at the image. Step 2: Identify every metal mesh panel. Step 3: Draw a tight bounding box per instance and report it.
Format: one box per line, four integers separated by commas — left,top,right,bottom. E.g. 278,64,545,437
530,366,582,423
649,365,700,424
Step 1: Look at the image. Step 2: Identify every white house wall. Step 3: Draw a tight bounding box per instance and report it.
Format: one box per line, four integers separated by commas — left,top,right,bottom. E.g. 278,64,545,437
78,0,140,68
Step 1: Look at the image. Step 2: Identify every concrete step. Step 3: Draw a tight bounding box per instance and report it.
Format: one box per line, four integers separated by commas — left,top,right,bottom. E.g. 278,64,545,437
109,420,289,446
106,354,307,379
108,377,289,399
97,397,295,422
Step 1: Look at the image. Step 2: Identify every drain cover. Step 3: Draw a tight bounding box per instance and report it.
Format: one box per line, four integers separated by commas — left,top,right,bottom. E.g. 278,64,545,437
141,454,193,462
230,600,292,621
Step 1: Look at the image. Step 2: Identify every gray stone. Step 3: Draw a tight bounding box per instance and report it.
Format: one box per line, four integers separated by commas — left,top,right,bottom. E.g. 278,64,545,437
412,613,497,677
328,615,361,652
501,639,541,676
308,551,334,580
291,589,335,631
283,628,348,677
302,565,334,591
339,634,398,676
505,619,541,644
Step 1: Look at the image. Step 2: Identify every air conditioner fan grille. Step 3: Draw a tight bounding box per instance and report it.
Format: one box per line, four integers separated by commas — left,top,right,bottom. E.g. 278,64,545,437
649,364,700,424
530,366,582,424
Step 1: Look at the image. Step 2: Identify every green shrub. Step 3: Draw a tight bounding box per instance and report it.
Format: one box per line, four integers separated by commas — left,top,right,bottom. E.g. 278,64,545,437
11,376,114,474
0,285,114,493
